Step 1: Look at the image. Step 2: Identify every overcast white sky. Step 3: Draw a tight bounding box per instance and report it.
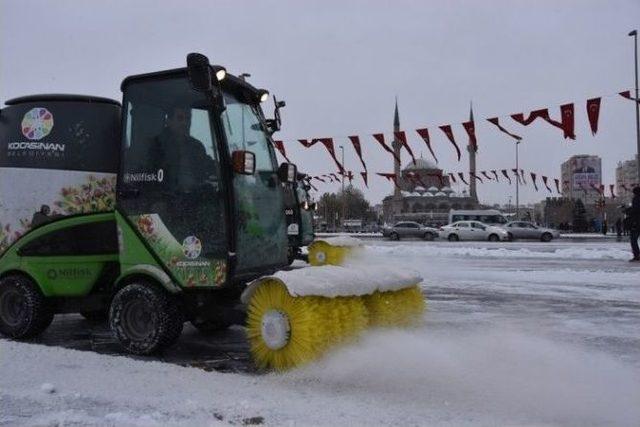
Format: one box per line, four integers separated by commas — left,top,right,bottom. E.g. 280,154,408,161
2,0,639,205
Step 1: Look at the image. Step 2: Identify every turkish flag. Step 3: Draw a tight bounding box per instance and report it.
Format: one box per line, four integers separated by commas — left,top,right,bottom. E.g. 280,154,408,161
272,140,291,163
377,172,399,188
530,172,538,191
542,176,552,192
491,170,499,182
348,136,367,172
298,138,318,148
511,109,550,126
469,172,483,183
318,138,344,173
481,171,493,181
361,172,368,187
554,178,561,193
559,103,576,140
394,131,417,165
373,133,401,163
439,125,461,161
462,120,478,152
416,128,438,163
619,90,640,103
586,98,601,135
457,172,469,185
501,169,512,184
313,176,326,183
448,172,457,183
487,117,522,141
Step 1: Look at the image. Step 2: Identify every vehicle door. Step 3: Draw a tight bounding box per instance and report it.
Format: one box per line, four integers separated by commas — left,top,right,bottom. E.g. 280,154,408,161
523,223,539,239
456,222,470,240
221,92,287,273
407,222,421,238
119,76,229,287
470,222,487,240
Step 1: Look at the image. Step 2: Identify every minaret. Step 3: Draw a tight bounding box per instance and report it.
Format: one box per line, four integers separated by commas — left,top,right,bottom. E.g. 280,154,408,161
468,101,478,201
392,97,402,200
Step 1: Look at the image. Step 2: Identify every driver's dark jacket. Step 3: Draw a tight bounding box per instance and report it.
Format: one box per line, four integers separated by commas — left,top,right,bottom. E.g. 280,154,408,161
149,128,216,193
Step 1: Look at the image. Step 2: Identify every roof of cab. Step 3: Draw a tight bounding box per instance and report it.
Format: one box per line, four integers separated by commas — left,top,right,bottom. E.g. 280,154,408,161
5,94,120,106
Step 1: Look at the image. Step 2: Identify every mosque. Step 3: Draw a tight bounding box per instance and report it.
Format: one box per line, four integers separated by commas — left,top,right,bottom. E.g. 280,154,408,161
382,102,480,225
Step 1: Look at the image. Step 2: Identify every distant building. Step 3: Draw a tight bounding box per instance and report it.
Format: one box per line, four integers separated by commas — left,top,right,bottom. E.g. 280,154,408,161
382,101,479,225
615,155,639,205
560,155,602,205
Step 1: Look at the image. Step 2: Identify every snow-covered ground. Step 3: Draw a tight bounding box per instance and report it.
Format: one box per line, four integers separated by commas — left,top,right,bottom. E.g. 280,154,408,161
2,240,639,426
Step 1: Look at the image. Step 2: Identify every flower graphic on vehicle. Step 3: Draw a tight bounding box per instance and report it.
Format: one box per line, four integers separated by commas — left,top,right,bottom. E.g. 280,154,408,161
182,235,202,259
21,107,54,140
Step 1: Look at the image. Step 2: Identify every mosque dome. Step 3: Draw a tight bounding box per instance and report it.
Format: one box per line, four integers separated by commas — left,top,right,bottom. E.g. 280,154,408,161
403,158,438,171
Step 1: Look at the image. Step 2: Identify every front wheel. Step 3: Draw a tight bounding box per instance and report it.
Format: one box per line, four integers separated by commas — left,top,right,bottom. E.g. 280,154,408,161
507,232,514,241
448,234,459,242
389,232,400,241
109,282,183,355
423,232,435,241
540,232,553,242
488,234,499,242
0,275,53,338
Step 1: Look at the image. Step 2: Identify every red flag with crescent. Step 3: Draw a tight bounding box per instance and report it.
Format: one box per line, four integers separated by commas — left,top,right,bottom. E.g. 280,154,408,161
348,136,367,172
318,138,344,173
457,172,469,185
511,109,550,126
554,178,561,193
298,138,318,148
272,140,291,163
559,103,576,140
469,172,483,183
586,98,601,135
416,128,438,163
361,172,368,187
501,169,512,184
530,172,538,191
394,131,417,165
487,117,522,141
610,184,616,199
542,176,552,192
377,172,399,188
439,125,461,161
373,133,401,163
448,172,457,183
462,120,478,152
491,170,499,182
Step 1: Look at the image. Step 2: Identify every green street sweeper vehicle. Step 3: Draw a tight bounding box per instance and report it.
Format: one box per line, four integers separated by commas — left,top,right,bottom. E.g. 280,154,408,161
0,53,425,370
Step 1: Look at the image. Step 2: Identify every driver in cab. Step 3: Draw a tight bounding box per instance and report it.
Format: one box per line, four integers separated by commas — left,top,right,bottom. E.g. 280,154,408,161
151,105,217,193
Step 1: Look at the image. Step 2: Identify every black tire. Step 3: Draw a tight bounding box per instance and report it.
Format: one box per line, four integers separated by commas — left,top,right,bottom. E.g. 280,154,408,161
80,310,108,322
488,234,499,242
0,275,53,338
390,232,400,241
109,282,183,355
423,232,435,241
540,232,553,242
507,232,514,241
190,319,233,335
448,234,459,242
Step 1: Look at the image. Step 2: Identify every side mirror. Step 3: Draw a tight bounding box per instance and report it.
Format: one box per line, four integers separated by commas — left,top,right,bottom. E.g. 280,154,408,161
266,95,286,134
278,162,297,183
232,150,256,175
186,53,213,92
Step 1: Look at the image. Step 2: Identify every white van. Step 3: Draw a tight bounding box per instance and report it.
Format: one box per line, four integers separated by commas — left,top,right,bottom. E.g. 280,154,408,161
448,209,508,226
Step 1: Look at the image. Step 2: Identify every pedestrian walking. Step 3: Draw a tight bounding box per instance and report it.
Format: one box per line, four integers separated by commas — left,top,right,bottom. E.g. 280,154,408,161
626,187,640,262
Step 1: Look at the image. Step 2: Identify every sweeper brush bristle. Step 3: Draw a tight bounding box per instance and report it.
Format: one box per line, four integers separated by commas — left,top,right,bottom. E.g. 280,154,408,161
307,241,353,266
246,279,369,371
363,285,426,327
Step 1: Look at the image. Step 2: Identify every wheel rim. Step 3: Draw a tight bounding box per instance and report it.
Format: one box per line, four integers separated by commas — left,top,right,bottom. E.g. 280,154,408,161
0,288,27,327
261,309,291,350
121,300,156,340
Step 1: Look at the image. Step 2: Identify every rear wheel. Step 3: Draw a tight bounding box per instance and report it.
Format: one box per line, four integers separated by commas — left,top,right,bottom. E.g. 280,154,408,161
507,232,514,241
109,282,183,355
423,232,434,241
390,232,400,241
448,234,459,242
0,275,53,338
488,234,499,242
540,232,553,242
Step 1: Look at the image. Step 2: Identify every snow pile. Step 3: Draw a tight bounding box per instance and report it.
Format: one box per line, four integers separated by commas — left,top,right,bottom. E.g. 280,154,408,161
268,264,421,297
368,244,631,260
316,235,363,247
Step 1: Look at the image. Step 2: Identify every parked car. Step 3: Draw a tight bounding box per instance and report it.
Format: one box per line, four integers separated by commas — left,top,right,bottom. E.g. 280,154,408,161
502,221,560,242
439,221,510,242
382,221,439,240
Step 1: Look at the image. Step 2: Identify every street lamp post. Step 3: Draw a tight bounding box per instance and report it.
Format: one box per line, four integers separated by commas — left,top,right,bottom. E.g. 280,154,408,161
340,145,346,230
515,140,520,218
629,30,640,183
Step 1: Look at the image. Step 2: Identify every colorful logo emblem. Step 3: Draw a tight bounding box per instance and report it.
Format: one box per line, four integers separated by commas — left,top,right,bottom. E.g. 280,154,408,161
182,235,202,259
21,108,54,140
